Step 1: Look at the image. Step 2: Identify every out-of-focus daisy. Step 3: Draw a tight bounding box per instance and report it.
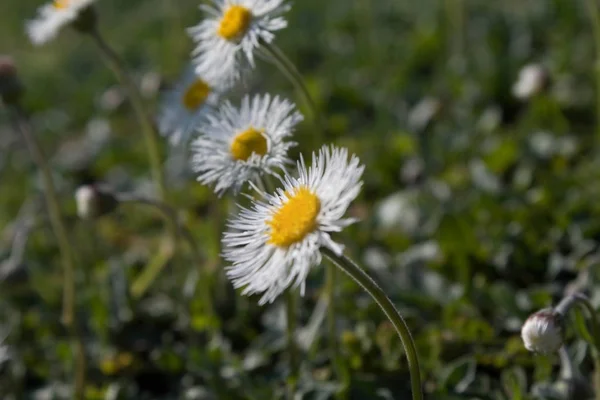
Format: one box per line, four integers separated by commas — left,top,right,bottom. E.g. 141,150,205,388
191,93,302,195
512,63,549,100
188,0,290,86
222,145,364,304
26,0,96,45
158,67,222,146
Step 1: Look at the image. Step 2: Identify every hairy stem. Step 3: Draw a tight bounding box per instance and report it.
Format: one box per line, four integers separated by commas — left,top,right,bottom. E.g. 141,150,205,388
322,247,423,400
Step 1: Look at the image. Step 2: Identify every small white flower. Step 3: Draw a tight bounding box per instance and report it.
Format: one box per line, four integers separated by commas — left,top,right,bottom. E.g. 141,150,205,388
75,185,96,219
158,66,223,146
513,64,548,100
26,0,96,45
191,93,302,195
188,0,290,86
74,185,117,219
222,145,365,304
521,308,564,354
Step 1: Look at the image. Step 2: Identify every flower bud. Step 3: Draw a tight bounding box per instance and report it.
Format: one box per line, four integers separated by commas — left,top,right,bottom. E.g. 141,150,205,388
512,64,549,100
0,55,24,105
75,185,118,220
521,308,564,354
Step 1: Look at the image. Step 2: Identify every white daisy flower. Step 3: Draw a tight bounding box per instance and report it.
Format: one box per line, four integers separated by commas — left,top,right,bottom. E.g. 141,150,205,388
158,67,222,146
191,93,302,195
26,0,96,46
222,145,365,304
188,0,290,86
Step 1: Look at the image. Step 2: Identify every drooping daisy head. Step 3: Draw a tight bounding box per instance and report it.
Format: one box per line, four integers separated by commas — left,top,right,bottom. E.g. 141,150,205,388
191,93,302,196
158,66,223,146
26,0,96,46
222,145,365,304
188,0,290,87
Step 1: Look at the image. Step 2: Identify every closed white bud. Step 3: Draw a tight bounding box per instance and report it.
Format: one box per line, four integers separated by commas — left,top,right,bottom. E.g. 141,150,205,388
75,185,117,220
512,64,549,100
521,308,564,354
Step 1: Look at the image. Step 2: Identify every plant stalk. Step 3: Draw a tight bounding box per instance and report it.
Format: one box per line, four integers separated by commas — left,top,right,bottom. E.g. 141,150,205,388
325,263,349,393
89,28,167,201
557,293,600,399
261,176,300,395
260,41,321,129
117,194,214,325
445,0,465,59
322,247,423,400
286,289,299,398
8,105,86,399
585,0,600,140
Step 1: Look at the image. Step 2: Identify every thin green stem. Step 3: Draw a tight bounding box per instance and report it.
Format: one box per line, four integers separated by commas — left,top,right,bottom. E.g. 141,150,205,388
325,263,349,394
444,0,465,59
594,357,600,400
261,176,300,395
576,296,600,400
260,41,322,129
557,293,600,399
117,194,214,326
585,0,600,139
322,247,423,400
573,296,600,386
89,28,167,201
286,289,299,398
326,263,337,361
354,0,375,56
8,105,86,400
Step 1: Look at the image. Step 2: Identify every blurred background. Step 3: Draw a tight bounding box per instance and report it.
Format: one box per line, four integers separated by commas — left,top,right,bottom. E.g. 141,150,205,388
2,0,600,398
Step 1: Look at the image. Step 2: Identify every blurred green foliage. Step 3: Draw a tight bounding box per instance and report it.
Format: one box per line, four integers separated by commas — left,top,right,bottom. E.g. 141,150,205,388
2,0,600,399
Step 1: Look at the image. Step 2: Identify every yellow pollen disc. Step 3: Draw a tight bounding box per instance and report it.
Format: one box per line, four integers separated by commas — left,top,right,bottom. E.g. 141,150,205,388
182,79,211,111
218,5,252,41
268,187,321,247
53,0,69,8
230,128,268,161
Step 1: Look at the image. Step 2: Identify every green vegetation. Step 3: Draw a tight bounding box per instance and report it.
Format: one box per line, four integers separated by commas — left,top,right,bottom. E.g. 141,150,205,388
2,0,600,398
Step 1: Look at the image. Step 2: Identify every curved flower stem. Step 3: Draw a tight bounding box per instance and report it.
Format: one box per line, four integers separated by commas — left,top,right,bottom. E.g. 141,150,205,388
325,263,350,393
573,296,600,400
260,41,321,128
558,346,576,380
7,105,86,399
262,176,300,392
285,289,299,398
444,0,465,60
88,28,167,201
322,247,423,400
556,293,600,399
116,193,214,325
585,0,600,140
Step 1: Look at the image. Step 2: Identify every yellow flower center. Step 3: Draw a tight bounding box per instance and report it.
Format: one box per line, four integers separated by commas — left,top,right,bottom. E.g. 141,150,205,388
218,5,252,41
230,127,268,161
182,79,211,111
53,0,70,8
268,187,321,247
